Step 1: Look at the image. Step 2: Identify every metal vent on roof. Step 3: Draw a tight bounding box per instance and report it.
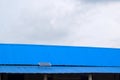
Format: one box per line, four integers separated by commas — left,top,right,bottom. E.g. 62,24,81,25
38,62,51,67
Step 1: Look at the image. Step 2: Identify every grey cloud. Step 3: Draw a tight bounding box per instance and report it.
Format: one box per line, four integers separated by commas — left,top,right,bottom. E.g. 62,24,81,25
83,0,120,3
0,0,77,42
0,0,120,48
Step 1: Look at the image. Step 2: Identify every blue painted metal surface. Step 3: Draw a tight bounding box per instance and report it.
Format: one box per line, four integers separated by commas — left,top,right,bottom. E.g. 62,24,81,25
0,44,120,67
0,66,120,73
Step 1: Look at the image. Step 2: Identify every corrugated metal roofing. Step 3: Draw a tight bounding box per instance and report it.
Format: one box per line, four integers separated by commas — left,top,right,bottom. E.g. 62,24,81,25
0,66,120,74
0,44,120,67
0,44,120,73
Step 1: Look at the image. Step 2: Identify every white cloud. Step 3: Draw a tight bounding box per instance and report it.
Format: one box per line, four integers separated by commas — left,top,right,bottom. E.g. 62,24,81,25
0,0,120,48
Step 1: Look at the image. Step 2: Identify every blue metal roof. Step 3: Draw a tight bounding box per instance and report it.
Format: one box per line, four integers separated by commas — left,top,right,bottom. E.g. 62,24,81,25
0,66,120,74
0,44,120,66
0,44,120,73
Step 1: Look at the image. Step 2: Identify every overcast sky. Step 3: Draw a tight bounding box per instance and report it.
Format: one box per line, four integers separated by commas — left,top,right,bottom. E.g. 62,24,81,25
0,0,120,48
